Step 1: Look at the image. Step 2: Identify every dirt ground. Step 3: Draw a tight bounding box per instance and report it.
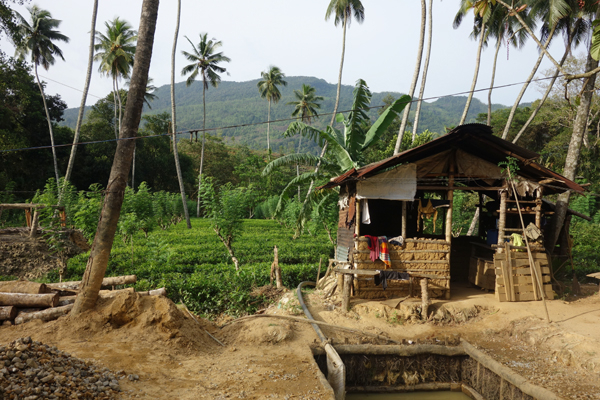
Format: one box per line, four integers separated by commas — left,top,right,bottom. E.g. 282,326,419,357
1,279,600,400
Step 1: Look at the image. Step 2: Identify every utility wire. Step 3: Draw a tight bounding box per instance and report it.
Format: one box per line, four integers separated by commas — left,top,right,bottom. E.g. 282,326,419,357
1,73,573,155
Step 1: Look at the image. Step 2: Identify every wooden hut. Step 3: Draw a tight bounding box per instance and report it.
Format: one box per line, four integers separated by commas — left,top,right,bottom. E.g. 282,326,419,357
321,124,587,302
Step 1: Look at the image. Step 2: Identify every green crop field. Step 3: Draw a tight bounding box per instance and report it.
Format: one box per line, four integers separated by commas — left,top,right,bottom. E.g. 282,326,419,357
64,218,334,318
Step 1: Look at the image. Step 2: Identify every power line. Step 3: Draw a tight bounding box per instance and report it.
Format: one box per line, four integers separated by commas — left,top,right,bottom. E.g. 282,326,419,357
0,73,573,155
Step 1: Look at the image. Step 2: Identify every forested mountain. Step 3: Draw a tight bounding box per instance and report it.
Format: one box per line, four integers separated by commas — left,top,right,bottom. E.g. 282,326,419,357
61,76,507,152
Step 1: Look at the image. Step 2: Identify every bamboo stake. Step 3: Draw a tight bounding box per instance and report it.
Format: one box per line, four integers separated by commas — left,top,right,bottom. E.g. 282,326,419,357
316,257,323,286
508,168,550,322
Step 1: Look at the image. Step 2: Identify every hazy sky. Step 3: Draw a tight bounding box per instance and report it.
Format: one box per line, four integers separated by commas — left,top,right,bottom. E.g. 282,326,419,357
2,0,576,109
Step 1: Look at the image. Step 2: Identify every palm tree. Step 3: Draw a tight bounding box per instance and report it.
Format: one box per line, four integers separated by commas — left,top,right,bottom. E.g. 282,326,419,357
257,66,287,152
64,0,98,191
325,0,365,127
287,84,323,200
181,32,231,217
264,80,411,235
15,5,69,185
394,0,426,153
411,0,433,141
94,17,137,140
170,0,192,229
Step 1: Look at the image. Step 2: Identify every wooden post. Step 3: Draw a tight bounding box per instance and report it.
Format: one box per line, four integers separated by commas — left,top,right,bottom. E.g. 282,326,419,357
401,201,407,238
497,188,508,253
316,257,323,286
342,274,352,311
478,193,484,237
29,209,39,237
535,187,543,229
445,160,455,243
355,199,361,237
270,246,283,289
420,278,429,320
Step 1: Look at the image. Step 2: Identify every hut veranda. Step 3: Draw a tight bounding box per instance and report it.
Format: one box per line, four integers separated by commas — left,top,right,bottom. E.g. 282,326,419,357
322,124,587,303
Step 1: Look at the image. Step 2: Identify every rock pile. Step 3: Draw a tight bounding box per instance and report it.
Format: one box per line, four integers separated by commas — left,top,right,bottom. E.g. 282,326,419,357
0,337,125,399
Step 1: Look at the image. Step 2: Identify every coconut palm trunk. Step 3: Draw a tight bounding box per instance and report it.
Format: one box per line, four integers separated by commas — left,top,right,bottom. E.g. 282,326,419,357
459,23,486,125
487,37,501,125
34,63,60,184
112,79,118,139
63,0,98,187
501,25,556,140
72,0,159,316
394,0,426,154
412,0,433,140
197,82,207,217
170,0,191,229
549,36,599,252
513,47,570,144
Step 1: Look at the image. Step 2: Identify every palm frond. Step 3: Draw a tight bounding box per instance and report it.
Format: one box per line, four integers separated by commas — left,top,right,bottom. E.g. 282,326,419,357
262,153,322,176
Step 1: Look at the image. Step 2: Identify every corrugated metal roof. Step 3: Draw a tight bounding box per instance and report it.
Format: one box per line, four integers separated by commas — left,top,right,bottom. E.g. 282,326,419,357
320,123,585,194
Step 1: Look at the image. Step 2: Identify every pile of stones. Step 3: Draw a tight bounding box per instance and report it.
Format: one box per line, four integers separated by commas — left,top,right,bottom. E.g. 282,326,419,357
0,337,130,399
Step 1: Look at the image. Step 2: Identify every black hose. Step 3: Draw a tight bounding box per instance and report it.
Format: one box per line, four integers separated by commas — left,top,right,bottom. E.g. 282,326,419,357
297,281,327,343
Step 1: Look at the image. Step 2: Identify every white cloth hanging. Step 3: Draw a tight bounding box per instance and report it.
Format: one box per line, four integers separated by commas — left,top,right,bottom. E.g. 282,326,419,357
361,199,371,224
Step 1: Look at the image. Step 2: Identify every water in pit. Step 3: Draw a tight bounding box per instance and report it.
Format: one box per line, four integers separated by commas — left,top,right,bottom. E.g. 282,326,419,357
347,392,472,400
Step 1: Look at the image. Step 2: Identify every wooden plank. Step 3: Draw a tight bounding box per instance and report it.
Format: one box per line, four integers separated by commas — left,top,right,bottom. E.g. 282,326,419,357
507,275,550,284
496,266,550,276
354,250,450,254
505,243,515,301
497,290,553,302
502,252,548,260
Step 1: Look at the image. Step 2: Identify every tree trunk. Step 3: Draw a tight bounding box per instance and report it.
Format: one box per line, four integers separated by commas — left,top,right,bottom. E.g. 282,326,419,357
466,208,479,236
116,78,123,135
459,23,486,126
513,43,572,144
216,229,239,271
394,0,426,154
487,38,502,126
132,145,136,189
170,0,191,230
502,26,556,140
15,304,73,325
270,245,283,289
197,82,207,217
113,78,118,140
0,292,59,308
63,0,98,186
71,0,160,316
305,13,349,201
35,64,60,184
549,45,599,252
412,0,433,140
0,306,17,321
297,135,302,201
267,98,271,152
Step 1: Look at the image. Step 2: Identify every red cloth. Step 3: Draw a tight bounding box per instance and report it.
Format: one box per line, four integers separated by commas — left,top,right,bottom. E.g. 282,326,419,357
364,235,379,262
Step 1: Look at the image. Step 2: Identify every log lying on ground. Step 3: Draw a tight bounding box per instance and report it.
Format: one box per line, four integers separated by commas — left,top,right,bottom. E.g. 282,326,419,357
57,296,76,306
97,287,166,298
138,287,166,297
0,306,17,321
0,281,51,294
14,304,73,325
46,275,137,290
0,292,59,308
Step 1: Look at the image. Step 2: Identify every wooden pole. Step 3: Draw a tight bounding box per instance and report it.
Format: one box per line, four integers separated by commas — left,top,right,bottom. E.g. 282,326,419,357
29,209,40,238
401,201,407,238
420,278,429,320
342,274,352,311
535,187,543,229
498,189,508,253
508,170,550,322
316,257,323,286
355,199,361,237
14,304,73,325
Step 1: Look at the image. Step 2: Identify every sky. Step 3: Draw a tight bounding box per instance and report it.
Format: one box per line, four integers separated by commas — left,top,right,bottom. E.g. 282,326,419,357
1,0,576,110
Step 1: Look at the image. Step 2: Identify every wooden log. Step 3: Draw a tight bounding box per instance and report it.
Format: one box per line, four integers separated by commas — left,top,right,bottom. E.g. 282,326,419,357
316,257,323,286
0,281,50,294
98,287,135,298
29,209,40,238
138,287,167,296
462,384,486,400
57,296,76,307
347,383,462,393
14,304,73,325
421,278,429,320
342,274,352,311
46,275,137,290
311,344,467,357
0,203,45,209
0,306,17,321
0,292,59,308
461,339,564,400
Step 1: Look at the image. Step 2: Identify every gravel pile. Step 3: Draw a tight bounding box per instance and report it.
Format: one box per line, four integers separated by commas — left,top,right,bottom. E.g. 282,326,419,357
0,337,131,399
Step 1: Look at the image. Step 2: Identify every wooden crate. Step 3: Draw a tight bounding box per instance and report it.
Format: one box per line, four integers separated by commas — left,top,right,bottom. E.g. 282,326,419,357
494,249,553,302
469,257,496,291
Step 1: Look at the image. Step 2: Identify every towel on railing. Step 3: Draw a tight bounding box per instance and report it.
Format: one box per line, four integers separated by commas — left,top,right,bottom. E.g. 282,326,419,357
378,236,391,269
388,235,404,246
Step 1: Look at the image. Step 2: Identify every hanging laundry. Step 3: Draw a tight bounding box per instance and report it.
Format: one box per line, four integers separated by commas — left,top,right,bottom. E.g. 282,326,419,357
362,199,371,224
374,270,410,290
417,199,438,233
364,234,379,262
378,236,391,269
388,235,404,246
510,233,524,251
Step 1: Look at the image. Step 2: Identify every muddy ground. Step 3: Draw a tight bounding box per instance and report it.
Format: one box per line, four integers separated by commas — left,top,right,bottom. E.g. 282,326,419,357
0,280,599,399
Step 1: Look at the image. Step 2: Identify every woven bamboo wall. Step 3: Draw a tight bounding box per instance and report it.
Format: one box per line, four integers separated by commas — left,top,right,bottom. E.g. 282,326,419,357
353,237,450,299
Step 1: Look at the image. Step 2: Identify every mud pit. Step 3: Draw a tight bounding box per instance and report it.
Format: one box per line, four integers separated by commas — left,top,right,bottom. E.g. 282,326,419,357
1,283,599,399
